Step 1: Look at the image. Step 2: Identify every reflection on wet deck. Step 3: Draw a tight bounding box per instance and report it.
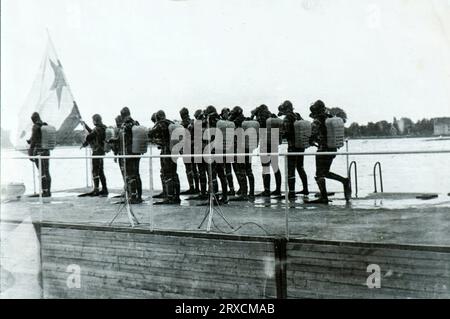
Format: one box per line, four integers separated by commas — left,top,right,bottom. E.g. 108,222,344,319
2,188,450,246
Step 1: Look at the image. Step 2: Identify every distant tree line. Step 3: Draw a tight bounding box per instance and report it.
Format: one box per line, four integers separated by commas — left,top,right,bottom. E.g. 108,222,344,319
326,107,435,138
345,117,434,138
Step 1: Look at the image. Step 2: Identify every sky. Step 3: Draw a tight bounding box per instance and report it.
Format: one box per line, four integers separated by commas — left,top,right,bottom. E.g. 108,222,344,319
1,0,450,133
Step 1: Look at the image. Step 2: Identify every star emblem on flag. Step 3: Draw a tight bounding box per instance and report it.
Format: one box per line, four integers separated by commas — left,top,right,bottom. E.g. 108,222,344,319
49,58,67,109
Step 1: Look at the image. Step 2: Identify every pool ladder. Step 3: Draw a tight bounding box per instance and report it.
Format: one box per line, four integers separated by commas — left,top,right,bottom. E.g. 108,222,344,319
347,161,384,196
373,162,384,193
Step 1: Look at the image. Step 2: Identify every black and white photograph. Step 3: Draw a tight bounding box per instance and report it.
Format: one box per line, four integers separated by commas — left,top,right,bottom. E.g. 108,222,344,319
1,0,450,306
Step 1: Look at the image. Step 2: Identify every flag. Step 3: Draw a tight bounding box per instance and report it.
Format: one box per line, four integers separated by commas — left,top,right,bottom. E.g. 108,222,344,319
15,34,81,150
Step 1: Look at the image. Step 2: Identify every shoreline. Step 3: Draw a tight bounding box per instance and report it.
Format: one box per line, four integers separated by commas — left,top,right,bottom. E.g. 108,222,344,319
2,135,450,151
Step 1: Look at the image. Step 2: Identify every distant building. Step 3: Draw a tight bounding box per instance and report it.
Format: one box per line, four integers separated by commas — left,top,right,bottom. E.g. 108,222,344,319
433,117,450,136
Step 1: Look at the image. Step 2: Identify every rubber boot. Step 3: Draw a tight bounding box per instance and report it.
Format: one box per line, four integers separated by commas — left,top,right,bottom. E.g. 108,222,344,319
193,171,200,193
137,175,142,201
187,170,195,191
128,178,142,204
248,174,255,201
219,175,228,204
288,177,296,200
99,174,108,197
154,182,181,205
271,171,282,196
42,176,51,197
99,188,109,197
306,177,329,204
343,178,352,201
155,177,176,205
230,174,248,201
174,173,181,202
228,186,236,197
200,177,207,196
297,167,309,195
90,177,100,197
226,170,235,196
257,174,271,197
45,176,52,197
181,169,196,195
153,174,166,199
325,172,351,200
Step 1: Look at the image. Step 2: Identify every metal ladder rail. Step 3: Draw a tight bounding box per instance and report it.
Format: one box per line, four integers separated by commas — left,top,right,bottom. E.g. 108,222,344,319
348,161,358,198
373,162,384,193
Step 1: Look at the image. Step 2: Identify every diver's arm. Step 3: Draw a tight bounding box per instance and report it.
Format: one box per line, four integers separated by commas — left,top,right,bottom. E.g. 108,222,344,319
80,121,92,133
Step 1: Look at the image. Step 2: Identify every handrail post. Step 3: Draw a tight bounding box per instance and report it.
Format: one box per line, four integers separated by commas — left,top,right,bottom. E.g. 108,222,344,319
38,155,43,205
89,149,93,187
346,139,349,178
284,153,289,240
85,148,89,188
32,163,37,195
348,161,358,198
149,147,154,231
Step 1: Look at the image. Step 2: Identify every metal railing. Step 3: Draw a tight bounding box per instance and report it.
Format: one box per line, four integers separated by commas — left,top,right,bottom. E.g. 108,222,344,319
3,148,450,239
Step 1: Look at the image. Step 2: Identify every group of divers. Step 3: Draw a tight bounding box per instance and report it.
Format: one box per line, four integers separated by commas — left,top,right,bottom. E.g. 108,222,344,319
27,99,352,206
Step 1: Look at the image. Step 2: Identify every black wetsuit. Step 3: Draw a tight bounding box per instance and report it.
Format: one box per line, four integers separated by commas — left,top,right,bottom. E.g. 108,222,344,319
181,117,200,193
204,112,228,201
256,110,282,195
311,113,338,178
148,119,180,201
310,113,349,202
219,114,236,195
83,123,108,192
111,126,125,180
122,116,143,201
191,119,208,196
232,113,255,198
28,120,51,196
282,111,309,197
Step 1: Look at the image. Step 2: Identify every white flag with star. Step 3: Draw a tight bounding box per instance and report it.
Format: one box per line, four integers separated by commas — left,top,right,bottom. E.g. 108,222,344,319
15,35,81,150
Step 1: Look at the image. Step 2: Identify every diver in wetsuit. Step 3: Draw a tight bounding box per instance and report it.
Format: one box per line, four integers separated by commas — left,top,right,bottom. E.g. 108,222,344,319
253,104,282,197
27,112,52,197
229,106,255,201
150,113,167,199
120,107,143,204
220,107,236,196
180,107,200,195
148,110,181,205
191,109,208,200
112,115,124,178
203,105,228,204
80,114,108,197
308,100,351,204
278,100,309,200
107,115,126,198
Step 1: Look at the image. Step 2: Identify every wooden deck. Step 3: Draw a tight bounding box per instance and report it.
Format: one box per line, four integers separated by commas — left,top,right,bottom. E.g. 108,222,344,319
1,189,450,299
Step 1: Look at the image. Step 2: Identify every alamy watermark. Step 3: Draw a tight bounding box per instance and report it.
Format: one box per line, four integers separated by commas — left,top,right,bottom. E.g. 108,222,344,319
366,264,381,289
66,264,81,289
162,123,281,172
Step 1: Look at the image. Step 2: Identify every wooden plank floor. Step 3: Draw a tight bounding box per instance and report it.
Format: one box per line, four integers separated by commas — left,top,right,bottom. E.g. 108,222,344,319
2,188,450,245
